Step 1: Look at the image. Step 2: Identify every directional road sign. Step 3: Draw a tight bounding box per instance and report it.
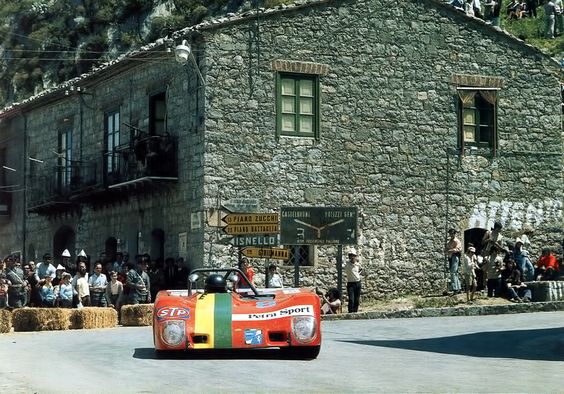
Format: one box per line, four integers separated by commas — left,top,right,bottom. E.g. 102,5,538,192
280,206,358,245
221,198,260,212
228,234,279,247
223,224,280,235
222,213,279,225
242,247,290,260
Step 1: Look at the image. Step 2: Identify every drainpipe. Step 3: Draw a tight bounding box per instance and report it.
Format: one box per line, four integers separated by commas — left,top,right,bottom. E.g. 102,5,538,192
21,111,28,260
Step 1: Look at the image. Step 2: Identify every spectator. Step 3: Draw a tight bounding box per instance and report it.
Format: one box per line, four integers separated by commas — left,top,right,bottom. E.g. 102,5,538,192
267,264,284,288
462,246,478,302
345,247,362,313
105,271,123,312
52,265,65,287
555,0,563,34
465,0,476,15
0,261,10,308
148,257,165,301
473,0,484,17
484,245,504,297
73,261,90,307
527,0,539,16
320,287,342,315
23,263,41,307
445,228,462,295
126,261,150,304
61,249,74,276
491,0,503,26
544,0,557,38
512,238,535,281
5,255,27,308
40,275,56,307
89,263,108,307
35,253,56,286
112,252,124,273
58,273,75,308
502,258,532,302
241,257,255,287
535,248,559,280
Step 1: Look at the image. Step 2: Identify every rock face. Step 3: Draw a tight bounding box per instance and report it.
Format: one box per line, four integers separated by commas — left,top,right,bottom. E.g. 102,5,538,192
0,0,279,107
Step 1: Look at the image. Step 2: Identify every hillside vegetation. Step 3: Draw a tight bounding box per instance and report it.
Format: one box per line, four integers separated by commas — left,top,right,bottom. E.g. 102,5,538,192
0,1,561,108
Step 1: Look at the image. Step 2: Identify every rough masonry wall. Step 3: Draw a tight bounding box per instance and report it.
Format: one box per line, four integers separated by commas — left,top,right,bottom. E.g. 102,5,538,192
201,0,563,298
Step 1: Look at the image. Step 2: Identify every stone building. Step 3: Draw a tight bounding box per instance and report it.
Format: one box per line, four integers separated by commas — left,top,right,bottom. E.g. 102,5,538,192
0,0,562,299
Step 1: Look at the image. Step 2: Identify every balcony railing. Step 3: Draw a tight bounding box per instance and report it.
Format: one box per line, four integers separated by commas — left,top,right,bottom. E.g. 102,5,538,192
104,134,178,187
27,161,98,214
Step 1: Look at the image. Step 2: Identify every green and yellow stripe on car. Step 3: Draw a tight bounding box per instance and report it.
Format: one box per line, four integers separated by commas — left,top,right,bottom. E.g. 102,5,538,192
193,293,233,349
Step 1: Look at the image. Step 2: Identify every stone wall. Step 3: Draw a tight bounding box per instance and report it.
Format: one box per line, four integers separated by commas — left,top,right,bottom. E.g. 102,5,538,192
199,0,563,298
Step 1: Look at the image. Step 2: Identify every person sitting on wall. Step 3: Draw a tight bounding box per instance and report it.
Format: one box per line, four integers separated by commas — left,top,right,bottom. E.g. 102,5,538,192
535,248,559,280
502,258,532,302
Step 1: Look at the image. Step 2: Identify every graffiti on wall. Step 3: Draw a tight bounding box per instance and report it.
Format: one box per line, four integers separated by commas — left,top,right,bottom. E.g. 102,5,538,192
468,199,563,230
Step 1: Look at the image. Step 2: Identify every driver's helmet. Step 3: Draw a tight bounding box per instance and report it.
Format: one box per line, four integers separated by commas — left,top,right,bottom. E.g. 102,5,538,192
205,274,227,293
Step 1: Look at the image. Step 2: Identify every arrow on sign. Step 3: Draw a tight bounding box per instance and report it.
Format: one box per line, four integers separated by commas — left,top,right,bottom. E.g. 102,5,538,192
222,213,279,225
223,224,280,235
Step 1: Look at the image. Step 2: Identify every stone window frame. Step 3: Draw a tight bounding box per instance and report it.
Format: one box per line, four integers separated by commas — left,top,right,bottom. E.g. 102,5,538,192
273,60,329,140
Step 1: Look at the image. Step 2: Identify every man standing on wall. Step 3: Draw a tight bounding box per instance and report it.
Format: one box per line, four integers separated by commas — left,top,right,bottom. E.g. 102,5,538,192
344,248,362,313
445,229,462,295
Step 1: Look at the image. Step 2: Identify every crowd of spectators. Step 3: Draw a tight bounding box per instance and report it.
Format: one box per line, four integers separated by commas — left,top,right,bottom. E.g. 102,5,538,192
0,250,189,312
448,0,564,39
447,223,562,304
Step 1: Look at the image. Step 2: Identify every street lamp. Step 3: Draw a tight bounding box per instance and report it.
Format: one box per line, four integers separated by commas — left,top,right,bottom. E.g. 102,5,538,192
174,39,205,85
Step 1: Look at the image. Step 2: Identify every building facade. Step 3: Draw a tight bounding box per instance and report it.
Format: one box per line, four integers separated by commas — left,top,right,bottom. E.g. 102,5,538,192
0,0,562,298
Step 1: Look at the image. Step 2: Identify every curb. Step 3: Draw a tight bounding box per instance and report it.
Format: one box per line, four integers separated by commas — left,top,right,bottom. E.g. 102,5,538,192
322,301,564,321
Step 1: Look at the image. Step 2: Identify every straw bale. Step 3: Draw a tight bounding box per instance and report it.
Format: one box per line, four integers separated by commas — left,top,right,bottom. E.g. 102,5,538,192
71,307,118,329
12,308,72,331
0,309,12,333
120,304,153,326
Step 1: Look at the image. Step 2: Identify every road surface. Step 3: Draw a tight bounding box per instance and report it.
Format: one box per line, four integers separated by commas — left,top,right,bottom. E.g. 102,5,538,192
0,311,562,392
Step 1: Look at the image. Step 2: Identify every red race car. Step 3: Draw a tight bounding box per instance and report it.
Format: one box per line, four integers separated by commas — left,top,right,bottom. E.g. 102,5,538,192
152,268,321,359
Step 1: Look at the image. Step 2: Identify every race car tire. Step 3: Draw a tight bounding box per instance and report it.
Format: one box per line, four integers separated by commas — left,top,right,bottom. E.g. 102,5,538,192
280,345,321,360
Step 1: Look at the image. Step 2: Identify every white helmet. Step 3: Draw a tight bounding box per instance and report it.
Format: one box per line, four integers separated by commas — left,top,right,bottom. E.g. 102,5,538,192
78,249,87,257
61,249,71,257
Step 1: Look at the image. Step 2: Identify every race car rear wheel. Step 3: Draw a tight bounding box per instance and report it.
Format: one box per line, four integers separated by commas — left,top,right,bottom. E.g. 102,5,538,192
280,345,320,360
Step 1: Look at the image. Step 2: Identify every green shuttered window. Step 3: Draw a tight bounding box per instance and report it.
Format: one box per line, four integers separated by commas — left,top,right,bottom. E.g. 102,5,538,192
276,73,320,139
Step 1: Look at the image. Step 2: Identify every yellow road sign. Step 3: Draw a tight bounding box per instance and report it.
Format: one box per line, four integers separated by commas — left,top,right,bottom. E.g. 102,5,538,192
242,247,290,260
223,213,279,225
223,224,279,235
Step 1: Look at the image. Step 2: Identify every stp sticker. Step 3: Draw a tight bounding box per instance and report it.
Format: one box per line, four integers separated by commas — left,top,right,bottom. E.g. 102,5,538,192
244,329,263,345
156,306,191,320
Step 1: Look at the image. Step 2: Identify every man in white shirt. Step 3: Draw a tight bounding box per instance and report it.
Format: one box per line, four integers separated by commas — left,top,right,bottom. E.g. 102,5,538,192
88,263,108,307
35,254,56,286
73,261,90,306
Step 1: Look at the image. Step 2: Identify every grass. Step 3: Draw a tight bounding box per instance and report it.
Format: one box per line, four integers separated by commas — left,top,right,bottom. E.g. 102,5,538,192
501,8,564,57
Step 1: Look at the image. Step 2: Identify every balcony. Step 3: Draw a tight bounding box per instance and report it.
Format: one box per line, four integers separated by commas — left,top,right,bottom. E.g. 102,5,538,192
27,161,98,215
26,134,178,214
104,134,178,192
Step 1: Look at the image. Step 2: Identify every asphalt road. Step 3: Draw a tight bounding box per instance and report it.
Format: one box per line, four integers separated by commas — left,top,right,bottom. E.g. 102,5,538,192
0,311,563,393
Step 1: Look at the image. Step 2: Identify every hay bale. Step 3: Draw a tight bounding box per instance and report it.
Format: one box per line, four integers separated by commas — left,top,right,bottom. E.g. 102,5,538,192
12,308,72,332
0,309,12,333
70,307,118,329
120,304,153,326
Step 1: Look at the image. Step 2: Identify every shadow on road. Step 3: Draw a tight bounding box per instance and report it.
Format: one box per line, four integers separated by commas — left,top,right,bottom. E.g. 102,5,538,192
133,347,316,361
340,327,564,361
